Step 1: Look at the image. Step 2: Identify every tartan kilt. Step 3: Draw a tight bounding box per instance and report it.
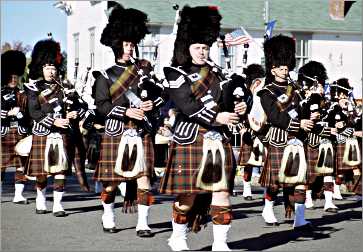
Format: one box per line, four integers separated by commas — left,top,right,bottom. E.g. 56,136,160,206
336,143,359,174
237,143,252,167
26,134,68,176
259,145,300,188
93,133,154,182
305,145,332,184
159,130,235,195
1,128,26,171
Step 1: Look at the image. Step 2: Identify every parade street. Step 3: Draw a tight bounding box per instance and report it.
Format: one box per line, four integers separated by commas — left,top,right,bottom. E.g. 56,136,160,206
1,169,362,251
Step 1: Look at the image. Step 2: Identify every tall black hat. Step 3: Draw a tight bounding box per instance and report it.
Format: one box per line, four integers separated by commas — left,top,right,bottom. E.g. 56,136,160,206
298,61,328,87
100,3,149,59
28,38,63,80
330,78,352,99
1,50,26,86
171,5,222,66
264,34,296,83
244,64,265,88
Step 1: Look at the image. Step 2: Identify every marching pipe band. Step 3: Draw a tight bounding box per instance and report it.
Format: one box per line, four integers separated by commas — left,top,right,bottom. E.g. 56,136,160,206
2,3,362,252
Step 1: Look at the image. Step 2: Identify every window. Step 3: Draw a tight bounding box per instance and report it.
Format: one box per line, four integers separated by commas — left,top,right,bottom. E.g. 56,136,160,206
89,27,95,68
219,46,236,72
293,33,312,70
73,33,80,65
139,34,159,72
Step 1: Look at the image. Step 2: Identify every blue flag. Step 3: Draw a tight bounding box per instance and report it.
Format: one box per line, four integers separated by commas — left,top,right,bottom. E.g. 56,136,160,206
265,20,276,39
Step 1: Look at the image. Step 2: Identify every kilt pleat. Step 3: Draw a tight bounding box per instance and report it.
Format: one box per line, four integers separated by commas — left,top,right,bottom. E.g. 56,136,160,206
159,130,235,195
336,143,359,174
305,145,326,184
1,128,24,170
259,145,285,188
93,133,154,182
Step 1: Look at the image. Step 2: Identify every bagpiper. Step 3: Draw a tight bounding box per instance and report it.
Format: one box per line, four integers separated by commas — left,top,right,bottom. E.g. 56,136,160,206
297,60,339,212
25,37,81,217
160,5,246,251
326,78,362,199
237,63,266,200
1,50,30,204
258,34,313,231
93,3,164,237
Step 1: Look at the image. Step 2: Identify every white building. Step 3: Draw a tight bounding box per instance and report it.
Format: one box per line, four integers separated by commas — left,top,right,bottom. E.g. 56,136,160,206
62,0,362,97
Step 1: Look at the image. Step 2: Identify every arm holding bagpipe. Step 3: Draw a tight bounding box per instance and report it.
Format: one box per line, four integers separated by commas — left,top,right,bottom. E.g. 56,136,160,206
129,56,165,133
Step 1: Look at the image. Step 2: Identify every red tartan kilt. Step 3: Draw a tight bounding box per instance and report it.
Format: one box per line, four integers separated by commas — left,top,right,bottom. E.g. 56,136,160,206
336,143,359,174
237,143,252,167
159,130,235,195
26,134,68,176
305,145,333,184
259,145,298,188
1,128,26,170
93,133,154,182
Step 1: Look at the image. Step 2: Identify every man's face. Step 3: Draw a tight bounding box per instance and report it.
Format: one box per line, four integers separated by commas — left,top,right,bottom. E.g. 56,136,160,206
189,43,209,65
8,74,19,88
271,65,289,82
42,64,57,82
121,41,135,62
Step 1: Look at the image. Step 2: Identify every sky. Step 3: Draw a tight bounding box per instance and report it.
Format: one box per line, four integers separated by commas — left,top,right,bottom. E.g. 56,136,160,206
1,0,67,56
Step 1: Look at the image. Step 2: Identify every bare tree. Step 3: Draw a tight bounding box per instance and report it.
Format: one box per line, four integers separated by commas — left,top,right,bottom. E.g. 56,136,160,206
1,41,32,54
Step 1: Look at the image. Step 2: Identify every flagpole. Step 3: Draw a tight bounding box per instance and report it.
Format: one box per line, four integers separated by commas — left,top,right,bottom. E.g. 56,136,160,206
264,0,269,42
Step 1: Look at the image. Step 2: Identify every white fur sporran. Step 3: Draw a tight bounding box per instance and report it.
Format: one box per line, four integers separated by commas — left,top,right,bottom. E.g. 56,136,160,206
343,137,361,166
14,135,33,156
278,138,307,184
44,133,68,173
315,139,334,174
196,131,228,191
247,137,264,166
114,129,146,178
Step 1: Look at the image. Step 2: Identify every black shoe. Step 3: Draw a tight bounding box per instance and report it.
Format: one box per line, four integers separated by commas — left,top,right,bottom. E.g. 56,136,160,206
325,207,338,213
294,223,314,232
265,222,279,227
103,226,117,233
136,230,154,238
35,209,47,214
244,196,253,201
53,211,67,217
13,199,28,205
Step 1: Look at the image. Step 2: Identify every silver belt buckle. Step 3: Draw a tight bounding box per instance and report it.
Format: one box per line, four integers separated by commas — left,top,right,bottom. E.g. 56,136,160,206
10,121,18,128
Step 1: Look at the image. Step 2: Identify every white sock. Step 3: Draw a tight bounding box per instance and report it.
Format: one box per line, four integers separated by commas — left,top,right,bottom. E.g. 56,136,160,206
212,224,231,251
136,204,151,231
262,199,278,223
13,183,27,202
305,190,314,208
333,180,343,199
53,191,65,213
168,220,189,251
102,202,115,229
36,187,47,210
293,203,310,227
324,191,338,210
243,180,252,197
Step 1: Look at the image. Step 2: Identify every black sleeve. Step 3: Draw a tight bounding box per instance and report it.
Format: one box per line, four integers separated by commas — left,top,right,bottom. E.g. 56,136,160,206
259,89,300,132
94,74,127,120
27,89,55,128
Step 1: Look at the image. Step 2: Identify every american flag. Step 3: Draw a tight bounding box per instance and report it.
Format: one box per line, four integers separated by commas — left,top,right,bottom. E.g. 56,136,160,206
224,28,251,46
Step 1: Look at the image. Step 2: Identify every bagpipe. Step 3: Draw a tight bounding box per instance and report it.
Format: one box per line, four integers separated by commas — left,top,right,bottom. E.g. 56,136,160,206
127,56,164,134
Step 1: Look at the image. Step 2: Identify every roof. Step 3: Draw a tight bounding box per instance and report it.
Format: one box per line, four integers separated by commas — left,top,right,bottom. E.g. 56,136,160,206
114,0,362,33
